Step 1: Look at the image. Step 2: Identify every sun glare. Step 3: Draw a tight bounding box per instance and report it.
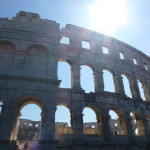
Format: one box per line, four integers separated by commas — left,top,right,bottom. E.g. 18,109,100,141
88,0,128,35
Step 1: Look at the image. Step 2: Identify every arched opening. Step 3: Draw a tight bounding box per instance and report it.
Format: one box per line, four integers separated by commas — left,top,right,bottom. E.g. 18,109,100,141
109,109,127,135
130,111,145,136
55,105,72,134
103,70,115,92
26,45,48,73
12,102,42,150
80,65,95,93
121,74,132,98
83,107,102,134
137,79,146,101
58,61,71,88
0,41,15,65
0,41,15,53
27,45,48,57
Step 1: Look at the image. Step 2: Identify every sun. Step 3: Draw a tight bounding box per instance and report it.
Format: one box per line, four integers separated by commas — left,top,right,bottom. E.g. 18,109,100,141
88,0,128,35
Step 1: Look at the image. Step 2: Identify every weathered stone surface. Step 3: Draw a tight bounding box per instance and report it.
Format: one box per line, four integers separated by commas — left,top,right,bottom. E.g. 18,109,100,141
0,11,150,150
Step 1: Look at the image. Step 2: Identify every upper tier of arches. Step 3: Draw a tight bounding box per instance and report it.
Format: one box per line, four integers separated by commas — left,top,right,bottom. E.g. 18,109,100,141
0,40,149,102
58,59,150,102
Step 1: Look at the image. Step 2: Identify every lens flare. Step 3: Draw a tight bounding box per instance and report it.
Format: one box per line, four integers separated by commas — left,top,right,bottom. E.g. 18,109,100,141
88,0,128,35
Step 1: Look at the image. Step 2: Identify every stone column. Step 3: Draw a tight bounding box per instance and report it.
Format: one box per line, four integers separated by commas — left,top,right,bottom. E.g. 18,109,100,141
71,64,82,90
118,116,127,135
38,106,57,150
96,115,103,134
143,84,150,102
140,114,150,141
0,105,19,150
113,74,125,95
137,119,145,136
100,106,112,142
130,78,141,100
10,112,21,140
48,51,59,80
72,111,84,150
124,112,135,143
94,70,104,93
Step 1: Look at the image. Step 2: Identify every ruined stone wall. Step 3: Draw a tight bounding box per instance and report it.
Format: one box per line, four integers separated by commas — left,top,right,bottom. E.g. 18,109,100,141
17,119,128,140
0,11,150,150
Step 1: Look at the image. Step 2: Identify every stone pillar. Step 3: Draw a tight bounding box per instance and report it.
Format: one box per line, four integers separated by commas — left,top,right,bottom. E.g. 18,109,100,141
94,70,104,93
10,112,21,140
71,64,82,90
140,114,150,141
130,78,141,100
118,116,127,135
143,84,150,102
136,119,145,136
96,115,103,134
70,113,73,133
37,106,57,150
100,106,112,142
124,112,135,143
48,56,58,80
72,111,84,150
113,74,125,95
0,105,19,150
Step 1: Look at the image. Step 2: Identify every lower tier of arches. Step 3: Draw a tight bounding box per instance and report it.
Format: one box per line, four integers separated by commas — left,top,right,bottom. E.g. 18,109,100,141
0,89,150,150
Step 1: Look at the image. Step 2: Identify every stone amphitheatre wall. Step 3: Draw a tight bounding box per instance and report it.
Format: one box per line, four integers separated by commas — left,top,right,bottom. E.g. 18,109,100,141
18,118,128,141
0,11,150,150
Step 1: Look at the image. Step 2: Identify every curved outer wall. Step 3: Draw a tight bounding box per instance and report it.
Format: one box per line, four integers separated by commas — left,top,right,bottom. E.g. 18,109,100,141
0,11,150,150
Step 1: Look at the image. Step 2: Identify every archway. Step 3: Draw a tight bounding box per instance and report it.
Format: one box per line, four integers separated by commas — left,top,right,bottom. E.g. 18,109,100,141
109,109,127,135
80,65,95,93
83,106,102,134
103,70,115,92
130,111,145,136
12,100,42,150
137,79,146,101
55,105,72,134
0,41,15,65
121,74,132,98
58,61,71,88
25,45,48,74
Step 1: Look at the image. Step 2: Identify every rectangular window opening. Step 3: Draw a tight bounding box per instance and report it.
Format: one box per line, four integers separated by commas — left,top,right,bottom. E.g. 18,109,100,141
102,46,109,54
82,41,90,49
60,37,69,45
144,63,148,70
133,58,137,65
119,52,124,60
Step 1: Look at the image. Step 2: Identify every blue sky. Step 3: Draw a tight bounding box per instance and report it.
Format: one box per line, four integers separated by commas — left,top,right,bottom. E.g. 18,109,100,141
0,0,149,123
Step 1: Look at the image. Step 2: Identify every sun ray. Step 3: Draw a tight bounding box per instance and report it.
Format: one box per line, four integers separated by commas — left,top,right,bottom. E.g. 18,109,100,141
88,0,128,35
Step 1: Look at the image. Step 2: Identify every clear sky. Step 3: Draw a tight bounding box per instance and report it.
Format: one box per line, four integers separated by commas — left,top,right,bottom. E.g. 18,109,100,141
0,0,150,56
0,0,149,123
